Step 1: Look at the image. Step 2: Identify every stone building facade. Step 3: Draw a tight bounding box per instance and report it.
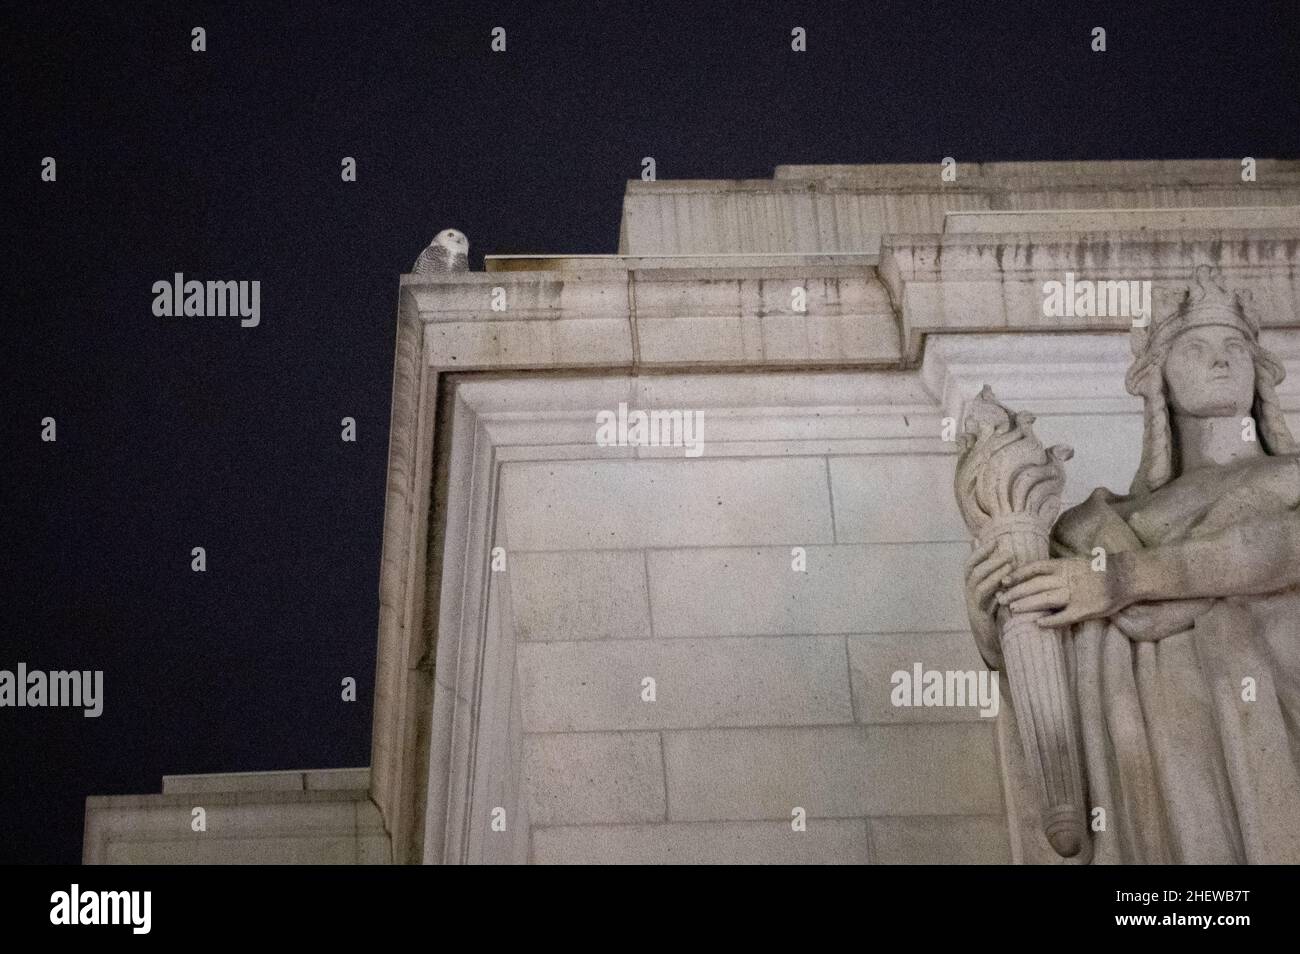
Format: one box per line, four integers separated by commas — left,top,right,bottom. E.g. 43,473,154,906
85,160,1300,863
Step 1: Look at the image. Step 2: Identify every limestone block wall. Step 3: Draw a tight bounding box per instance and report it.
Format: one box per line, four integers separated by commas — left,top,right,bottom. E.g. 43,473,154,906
430,372,1014,864
502,449,1009,862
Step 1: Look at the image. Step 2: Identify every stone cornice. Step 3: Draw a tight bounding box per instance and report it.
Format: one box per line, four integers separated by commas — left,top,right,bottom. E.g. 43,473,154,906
773,159,1300,185
401,265,901,372
395,229,1300,373
620,163,1300,254
880,228,1300,361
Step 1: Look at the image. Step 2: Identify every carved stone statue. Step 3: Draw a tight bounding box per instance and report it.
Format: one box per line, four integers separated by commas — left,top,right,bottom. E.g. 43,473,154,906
958,265,1300,863
955,387,1086,857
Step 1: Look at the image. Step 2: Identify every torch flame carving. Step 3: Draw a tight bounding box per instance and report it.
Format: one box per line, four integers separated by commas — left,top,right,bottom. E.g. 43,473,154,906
955,385,1089,859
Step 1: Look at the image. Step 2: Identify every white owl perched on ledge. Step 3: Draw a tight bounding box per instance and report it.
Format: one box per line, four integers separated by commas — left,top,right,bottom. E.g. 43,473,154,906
413,228,469,275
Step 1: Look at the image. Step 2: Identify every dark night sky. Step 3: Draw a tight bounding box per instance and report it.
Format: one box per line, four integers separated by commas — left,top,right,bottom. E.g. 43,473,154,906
3,1,1298,864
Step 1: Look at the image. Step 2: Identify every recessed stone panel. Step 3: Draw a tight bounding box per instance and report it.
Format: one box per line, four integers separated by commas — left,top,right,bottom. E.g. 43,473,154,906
500,458,834,551
647,544,969,637
532,819,871,864
522,732,665,826
510,550,651,641
662,724,1001,821
516,636,853,732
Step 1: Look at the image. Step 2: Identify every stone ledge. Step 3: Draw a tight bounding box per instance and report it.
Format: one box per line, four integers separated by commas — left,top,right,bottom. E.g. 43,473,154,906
774,159,1300,184
86,788,374,809
161,767,370,795
620,164,1300,255
399,231,1300,374
881,229,1300,361
483,253,879,272
945,206,1300,234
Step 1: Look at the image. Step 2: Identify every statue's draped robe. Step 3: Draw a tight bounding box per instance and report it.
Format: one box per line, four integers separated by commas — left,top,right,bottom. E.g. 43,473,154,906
989,455,1300,864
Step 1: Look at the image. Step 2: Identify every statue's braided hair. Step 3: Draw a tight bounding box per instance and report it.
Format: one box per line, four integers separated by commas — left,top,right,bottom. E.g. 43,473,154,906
1253,350,1298,456
1126,347,1175,495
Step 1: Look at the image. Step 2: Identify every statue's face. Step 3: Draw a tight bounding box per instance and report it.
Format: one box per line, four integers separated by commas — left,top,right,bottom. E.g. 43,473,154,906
1163,325,1256,417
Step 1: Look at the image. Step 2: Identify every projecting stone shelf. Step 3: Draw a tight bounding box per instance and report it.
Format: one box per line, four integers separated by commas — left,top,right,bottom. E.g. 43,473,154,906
944,205,1300,234
483,252,880,272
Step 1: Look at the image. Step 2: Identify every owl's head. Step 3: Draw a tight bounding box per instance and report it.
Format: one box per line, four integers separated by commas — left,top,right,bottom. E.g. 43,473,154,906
434,229,469,254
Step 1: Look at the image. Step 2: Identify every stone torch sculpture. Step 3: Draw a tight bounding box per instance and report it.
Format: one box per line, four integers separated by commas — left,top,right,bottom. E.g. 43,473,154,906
954,386,1088,858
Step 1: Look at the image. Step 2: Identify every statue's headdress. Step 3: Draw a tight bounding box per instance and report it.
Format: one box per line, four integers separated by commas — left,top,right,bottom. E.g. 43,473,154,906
1130,264,1258,366
1126,265,1295,495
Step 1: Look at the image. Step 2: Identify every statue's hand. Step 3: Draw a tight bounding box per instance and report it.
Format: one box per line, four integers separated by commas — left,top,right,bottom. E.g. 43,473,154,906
998,557,1131,628
964,539,1014,653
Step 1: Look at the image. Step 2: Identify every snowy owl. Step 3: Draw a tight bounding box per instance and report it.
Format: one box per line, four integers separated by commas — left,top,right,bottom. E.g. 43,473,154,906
413,228,469,275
